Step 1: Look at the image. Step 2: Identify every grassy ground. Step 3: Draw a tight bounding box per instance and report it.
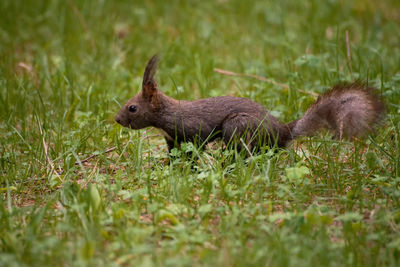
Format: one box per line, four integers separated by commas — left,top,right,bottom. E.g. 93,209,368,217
1,0,400,266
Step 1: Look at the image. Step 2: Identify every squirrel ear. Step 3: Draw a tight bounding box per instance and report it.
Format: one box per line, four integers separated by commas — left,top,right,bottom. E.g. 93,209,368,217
142,82,157,101
142,55,159,100
142,55,162,109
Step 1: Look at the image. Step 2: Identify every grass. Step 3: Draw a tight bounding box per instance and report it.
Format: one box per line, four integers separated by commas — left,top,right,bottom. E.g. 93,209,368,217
1,0,400,266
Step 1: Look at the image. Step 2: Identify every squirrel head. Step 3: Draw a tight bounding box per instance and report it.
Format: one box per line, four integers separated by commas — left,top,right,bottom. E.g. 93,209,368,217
115,55,163,129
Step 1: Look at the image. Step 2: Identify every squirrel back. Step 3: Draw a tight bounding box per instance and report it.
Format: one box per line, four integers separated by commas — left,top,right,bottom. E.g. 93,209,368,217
116,55,385,153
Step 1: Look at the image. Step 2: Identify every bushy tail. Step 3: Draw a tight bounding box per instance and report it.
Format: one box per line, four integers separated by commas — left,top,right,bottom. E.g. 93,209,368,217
290,83,385,140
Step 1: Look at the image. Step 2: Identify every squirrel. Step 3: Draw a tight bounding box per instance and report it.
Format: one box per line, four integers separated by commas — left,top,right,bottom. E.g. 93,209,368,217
115,55,385,153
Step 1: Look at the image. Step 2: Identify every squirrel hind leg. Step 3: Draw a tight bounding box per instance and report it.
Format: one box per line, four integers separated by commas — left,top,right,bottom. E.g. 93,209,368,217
221,113,282,153
221,114,253,152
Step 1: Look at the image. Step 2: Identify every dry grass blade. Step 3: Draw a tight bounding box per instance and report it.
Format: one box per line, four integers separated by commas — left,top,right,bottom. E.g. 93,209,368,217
37,119,61,178
75,146,117,165
214,68,319,97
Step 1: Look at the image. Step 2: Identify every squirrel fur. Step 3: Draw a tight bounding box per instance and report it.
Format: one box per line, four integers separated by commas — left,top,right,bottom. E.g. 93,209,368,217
115,55,385,152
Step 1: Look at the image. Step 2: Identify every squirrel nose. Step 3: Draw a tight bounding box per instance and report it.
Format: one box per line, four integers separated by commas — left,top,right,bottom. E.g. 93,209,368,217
115,115,122,124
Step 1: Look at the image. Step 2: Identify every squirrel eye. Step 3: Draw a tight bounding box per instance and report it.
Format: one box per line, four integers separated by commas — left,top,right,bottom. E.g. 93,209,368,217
128,105,137,113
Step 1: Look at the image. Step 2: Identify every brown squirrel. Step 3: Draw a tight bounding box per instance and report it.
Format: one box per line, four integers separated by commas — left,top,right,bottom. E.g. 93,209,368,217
115,55,385,153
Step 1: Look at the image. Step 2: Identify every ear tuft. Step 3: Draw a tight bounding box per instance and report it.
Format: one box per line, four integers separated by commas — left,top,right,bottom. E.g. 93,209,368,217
142,55,162,110
142,55,159,98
